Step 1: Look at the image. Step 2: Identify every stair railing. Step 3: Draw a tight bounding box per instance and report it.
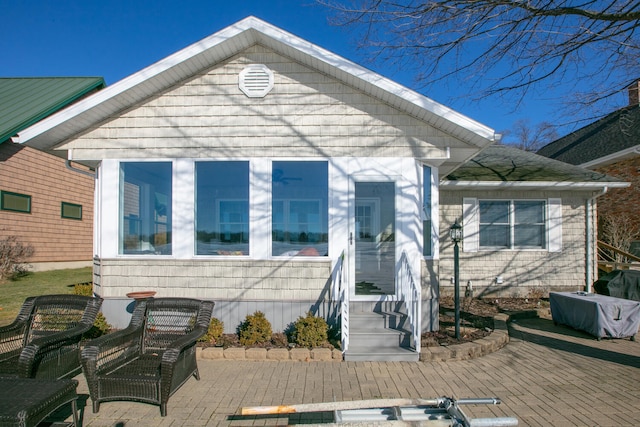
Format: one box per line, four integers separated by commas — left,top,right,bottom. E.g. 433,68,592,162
398,251,421,353
331,250,348,353
597,240,640,272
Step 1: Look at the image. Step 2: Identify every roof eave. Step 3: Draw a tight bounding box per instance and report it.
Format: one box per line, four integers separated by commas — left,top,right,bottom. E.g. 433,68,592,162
579,145,640,169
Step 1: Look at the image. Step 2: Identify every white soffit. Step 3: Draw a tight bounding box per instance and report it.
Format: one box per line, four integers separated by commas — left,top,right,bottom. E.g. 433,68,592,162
14,16,497,152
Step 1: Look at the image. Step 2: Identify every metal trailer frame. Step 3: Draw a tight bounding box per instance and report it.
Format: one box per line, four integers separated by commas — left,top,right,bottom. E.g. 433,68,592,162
242,396,518,426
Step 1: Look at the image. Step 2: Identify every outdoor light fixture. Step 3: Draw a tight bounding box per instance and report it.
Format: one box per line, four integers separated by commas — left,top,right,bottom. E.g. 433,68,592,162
449,220,462,340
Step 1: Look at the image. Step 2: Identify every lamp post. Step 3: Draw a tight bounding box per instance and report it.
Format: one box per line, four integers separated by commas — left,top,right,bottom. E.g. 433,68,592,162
449,220,463,340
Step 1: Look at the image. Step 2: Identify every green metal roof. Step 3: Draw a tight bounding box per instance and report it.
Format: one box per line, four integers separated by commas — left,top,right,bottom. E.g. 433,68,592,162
0,77,105,143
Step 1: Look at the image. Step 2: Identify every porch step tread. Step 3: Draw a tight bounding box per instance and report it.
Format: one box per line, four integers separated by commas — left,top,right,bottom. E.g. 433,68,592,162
345,346,418,362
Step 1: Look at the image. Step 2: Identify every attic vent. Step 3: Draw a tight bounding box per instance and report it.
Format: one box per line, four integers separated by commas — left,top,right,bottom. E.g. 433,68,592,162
239,64,274,98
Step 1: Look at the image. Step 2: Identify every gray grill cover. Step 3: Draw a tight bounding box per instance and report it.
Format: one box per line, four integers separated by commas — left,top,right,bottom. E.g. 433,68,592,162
550,292,640,339
593,270,640,302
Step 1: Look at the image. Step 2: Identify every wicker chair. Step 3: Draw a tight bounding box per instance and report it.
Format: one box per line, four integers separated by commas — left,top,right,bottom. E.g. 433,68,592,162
81,297,214,416
0,294,103,380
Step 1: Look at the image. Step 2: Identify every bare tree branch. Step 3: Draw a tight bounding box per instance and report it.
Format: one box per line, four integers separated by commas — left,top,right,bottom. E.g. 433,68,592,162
319,1,640,123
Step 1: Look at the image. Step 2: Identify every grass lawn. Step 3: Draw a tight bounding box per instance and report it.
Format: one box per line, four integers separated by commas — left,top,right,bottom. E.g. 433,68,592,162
0,267,92,326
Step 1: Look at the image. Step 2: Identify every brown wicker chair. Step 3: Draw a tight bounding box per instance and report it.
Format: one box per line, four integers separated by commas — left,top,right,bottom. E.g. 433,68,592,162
80,297,214,416
0,294,103,380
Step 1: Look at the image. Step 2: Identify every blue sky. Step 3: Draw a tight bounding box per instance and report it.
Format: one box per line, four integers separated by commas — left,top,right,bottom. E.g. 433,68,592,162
1,0,594,141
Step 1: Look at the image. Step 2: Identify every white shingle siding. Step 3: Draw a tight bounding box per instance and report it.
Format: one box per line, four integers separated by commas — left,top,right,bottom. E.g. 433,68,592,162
59,46,467,160
439,190,593,297
96,259,332,300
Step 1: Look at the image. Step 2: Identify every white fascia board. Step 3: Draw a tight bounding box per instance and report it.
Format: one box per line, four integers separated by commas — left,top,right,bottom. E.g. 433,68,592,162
579,145,640,169
440,181,630,190
14,16,497,150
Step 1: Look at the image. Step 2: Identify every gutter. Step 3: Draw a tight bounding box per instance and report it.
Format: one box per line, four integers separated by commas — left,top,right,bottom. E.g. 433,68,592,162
440,181,630,190
586,187,609,292
66,160,95,178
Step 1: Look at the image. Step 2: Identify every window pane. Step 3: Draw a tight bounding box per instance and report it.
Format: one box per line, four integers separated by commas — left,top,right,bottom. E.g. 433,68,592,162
423,166,432,257
515,201,544,223
1,191,31,213
195,162,249,255
515,225,545,247
272,161,328,256
514,201,545,248
480,201,509,223
479,201,509,248
479,224,510,248
120,162,172,255
61,202,82,220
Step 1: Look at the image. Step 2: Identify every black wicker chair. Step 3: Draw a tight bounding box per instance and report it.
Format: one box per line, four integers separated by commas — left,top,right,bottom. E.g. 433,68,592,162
81,297,214,416
0,294,103,380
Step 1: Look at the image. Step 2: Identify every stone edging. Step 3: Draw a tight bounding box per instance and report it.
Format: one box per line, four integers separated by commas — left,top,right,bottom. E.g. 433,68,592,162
196,311,540,362
197,346,343,361
419,313,510,362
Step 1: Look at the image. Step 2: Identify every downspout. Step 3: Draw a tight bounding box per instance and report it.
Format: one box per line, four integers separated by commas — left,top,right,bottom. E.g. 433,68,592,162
586,187,608,292
66,160,95,178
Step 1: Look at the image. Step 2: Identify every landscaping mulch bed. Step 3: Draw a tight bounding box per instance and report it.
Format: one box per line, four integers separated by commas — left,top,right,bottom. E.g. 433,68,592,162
199,297,548,350
422,296,547,347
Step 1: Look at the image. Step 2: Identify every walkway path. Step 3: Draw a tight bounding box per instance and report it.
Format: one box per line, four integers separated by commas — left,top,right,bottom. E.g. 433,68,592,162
74,317,640,426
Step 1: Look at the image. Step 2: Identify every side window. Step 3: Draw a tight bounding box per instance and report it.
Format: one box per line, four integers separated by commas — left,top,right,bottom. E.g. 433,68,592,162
478,200,546,250
1,191,31,213
61,202,82,220
423,166,432,257
119,162,172,255
272,161,328,257
195,161,249,255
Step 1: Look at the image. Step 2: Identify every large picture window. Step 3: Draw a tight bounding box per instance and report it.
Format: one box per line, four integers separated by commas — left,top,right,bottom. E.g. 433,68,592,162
120,162,172,255
195,162,249,255
272,161,328,257
479,200,546,249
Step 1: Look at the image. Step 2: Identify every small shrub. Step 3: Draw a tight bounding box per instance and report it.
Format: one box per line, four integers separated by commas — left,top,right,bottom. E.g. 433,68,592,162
238,311,272,346
83,312,112,340
271,332,289,348
72,282,112,339
0,235,34,280
73,282,94,296
292,311,328,348
199,317,224,344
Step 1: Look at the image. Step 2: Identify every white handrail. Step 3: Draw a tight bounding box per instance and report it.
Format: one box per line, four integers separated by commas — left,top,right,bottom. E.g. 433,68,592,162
331,251,348,353
398,251,421,353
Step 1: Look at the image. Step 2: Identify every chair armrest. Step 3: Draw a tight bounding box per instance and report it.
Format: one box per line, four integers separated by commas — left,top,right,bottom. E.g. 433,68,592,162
17,324,95,377
161,327,207,364
0,323,27,357
81,327,143,374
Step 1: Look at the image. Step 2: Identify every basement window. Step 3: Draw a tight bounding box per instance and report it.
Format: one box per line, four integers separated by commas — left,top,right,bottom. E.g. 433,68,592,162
61,202,82,220
1,191,31,213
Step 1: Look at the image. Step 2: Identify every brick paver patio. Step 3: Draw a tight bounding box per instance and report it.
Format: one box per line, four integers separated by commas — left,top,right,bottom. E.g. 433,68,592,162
72,317,640,426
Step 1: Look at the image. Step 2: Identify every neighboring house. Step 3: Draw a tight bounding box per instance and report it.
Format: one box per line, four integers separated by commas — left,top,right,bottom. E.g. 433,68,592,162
538,81,640,239
11,18,626,360
0,77,105,271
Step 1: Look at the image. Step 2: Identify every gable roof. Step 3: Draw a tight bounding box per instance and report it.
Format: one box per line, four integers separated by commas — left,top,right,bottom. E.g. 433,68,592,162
537,105,640,168
12,16,498,157
442,145,629,190
0,77,105,143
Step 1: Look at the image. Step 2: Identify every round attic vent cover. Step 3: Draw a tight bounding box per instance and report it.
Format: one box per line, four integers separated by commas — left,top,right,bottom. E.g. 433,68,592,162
239,64,274,98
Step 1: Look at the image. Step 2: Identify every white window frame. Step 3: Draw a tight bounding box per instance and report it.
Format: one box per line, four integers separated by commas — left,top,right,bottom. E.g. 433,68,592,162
463,198,562,253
